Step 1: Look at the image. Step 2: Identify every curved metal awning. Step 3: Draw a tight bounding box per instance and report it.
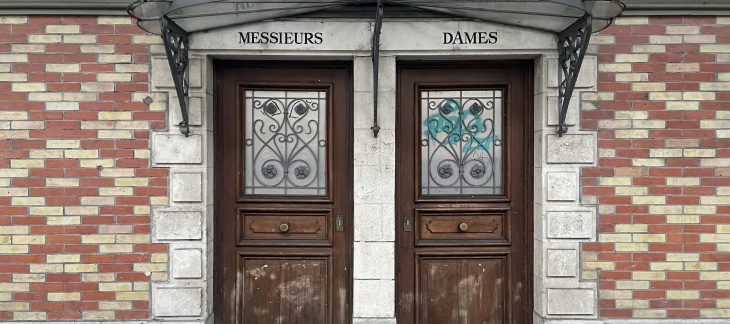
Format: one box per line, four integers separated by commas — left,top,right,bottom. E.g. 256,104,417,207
128,0,624,137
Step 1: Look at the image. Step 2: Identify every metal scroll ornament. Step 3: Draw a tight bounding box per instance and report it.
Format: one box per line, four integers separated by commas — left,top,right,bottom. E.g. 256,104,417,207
161,16,191,137
557,14,592,137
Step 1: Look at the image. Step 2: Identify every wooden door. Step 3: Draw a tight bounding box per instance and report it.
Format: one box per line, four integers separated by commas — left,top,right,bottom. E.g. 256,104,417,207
215,62,352,324
396,62,533,324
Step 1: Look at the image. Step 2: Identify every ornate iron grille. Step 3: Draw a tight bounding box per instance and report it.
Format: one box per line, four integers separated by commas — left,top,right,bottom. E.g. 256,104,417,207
244,90,327,195
421,90,503,195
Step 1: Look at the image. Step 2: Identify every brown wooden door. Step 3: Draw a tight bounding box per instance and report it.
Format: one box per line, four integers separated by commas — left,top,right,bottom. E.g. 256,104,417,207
396,62,533,324
215,62,352,324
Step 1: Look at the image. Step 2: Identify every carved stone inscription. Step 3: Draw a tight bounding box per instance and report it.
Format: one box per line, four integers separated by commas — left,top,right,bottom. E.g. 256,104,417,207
443,31,498,44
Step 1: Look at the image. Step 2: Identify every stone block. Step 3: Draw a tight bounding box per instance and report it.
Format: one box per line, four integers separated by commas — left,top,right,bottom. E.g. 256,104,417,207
354,203,395,242
353,280,394,318
546,250,578,277
153,287,202,317
171,96,203,126
172,173,203,202
172,249,203,279
354,319,396,324
546,172,577,202
354,242,394,280
152,57,202,89
548,56,597,89
546,135,594,164
547,95,578,126
547,289,594,315
547,211,594,239
153,134,202,164
154,209,202,241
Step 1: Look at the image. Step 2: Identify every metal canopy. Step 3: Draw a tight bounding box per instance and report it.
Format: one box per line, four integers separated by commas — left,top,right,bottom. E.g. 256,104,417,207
128,0,624,137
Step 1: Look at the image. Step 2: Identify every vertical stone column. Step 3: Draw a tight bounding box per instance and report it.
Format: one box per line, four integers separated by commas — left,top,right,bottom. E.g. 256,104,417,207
148,54,211,322
352,55,397,324
534,53,601,320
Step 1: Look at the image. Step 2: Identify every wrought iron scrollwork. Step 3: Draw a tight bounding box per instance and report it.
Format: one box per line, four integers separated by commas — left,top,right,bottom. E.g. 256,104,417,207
371,0,384,138
557,14,592,137
161,16,191,137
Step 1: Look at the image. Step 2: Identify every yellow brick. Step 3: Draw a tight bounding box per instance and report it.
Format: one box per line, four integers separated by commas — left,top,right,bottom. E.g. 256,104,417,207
616,54,648,63
651,262,683,271
701,120,730,129
632,83,664,91
634,234,666,242
685,262,716,271
115,178,149,187
667,26,699,34
0,246,28,253
29,92,62,101
98,73,131,82
684,149,716,157
151,196,169,205
685,206,716,214
29,207,63,216
80,121,114,130
667,63,699,72
63,35,96,43
0,188,29,196
98,16,133,24
667,215,700,224
0,54,28,62
613,243,647,252
133,263,166,272
0,283,29,292
650,35,682,44
702,309,730,317
14,312,46,320
0,302,29,311
614,16,648,25
81,44,115,53
98,130,132,139
701,44,730,52
599,63,632,72
616,130,648,138
0,111,28,120
99,187,133,196
99,225,133,234
64,264,98,273
632,196,666,205
100,168,136,177
134,206,151,215
30,150,62,159
700,82,730,91
0,236,10,244
98,111,132,120
46,25,80,34
666,101,699,110
12,274,45,283
649,92,682,101
47,216,81,225
667,177,699,186
633,44,665,53
616,281,649,290
99,244,134,253
116,64,149,73
82,273,115,282
46,178,79,187
0,73,27,82
80,159,114,168
0,130,30,139
47,254,80,263
11,83,45,92
633,120,665,129
133,35,163,44
46,63,80,73
64,150,99,159
134,149,150,159
635,309,666,318
117,121,148,129
684,92,715,101
99,54,131,63
702,196,730,205
65,206,98,215
615,224,647,233
12,236,45,244
48,292,80,301
616,187,647,195
82,311,115,320
615,300,649,308
615,73,649,82
700,234,730,242
45,102,79,111
701,272,730,280
116,292,149,300
116,234,149,243
150,272,168,281
99,301,132,310
599,234,632,242
718,225,730,233
599,177,632,186
151,253,167,263
599,290,632,299
0,16,28,24
12,197,44,205
29,264,63,273
99,282,132,291
81,196,115,205
632,272,665,280
0,226,28,235
632,158,665,167
81,235,115,244
667,290,700,299
649,205,682,215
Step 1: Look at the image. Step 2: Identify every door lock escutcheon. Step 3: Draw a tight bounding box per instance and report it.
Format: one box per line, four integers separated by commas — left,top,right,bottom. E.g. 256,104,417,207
336,215,344,232
404,216,412,232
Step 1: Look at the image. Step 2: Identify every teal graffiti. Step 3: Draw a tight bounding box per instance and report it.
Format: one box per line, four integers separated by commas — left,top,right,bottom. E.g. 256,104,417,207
423,99,499,153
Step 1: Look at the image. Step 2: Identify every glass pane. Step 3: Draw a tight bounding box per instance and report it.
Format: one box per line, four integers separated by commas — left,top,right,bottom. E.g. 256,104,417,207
244,90,327,195
421,90,503,195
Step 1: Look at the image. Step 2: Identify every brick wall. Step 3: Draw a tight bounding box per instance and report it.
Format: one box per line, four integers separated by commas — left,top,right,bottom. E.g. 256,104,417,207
0,16,167,320
581,16,730,318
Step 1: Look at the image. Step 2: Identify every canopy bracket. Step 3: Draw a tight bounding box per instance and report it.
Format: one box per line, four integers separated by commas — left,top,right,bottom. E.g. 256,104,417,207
557,14,592,137
161,16,191,137
371,0,383,138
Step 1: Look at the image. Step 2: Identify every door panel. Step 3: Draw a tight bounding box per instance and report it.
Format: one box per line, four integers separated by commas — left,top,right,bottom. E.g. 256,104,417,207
216,62,352,324
396,63,532,324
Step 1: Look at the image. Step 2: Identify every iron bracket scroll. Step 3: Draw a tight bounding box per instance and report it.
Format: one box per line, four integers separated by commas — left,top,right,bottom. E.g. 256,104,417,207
161,16,191,137
371,0,383,138
556,14,592,137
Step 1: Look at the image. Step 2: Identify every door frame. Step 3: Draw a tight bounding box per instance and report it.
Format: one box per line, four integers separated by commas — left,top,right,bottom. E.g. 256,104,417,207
213,60,354,324
394,60,535,323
